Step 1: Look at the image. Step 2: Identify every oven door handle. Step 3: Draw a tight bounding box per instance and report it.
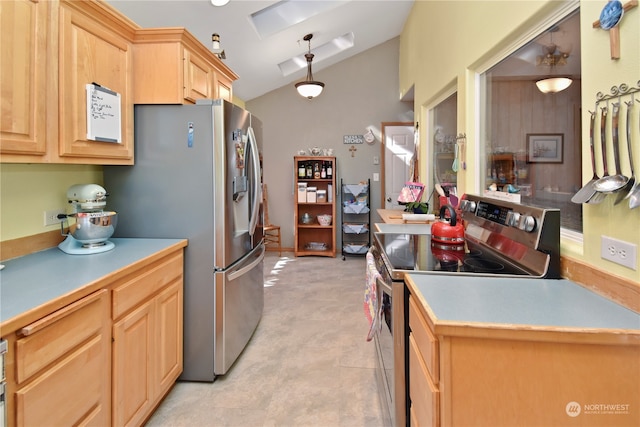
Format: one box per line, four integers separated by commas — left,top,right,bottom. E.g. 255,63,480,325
376,275,392,296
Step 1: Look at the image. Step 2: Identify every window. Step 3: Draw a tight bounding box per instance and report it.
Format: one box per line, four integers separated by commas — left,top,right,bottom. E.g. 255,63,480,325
431,92,457,213
479,10,582,232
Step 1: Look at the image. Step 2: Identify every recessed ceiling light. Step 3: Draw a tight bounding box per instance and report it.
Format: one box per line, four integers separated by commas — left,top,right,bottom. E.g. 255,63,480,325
250,0,348,39
279,32,355,76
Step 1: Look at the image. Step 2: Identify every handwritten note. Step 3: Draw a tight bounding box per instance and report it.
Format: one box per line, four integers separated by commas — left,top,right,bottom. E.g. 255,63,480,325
86,83,122,143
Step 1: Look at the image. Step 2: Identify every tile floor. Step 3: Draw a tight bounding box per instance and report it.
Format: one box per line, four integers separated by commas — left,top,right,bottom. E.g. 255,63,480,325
146,252,386,427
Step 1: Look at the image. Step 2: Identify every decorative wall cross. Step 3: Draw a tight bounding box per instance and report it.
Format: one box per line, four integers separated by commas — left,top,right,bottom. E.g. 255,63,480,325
349,145,357,157
593,0,638,59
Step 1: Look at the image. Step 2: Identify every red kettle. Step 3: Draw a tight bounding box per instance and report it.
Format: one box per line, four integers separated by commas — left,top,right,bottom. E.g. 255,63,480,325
431,205,465,245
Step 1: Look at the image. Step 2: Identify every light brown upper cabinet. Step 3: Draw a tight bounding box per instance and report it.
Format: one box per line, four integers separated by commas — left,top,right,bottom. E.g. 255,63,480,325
0,0,52,159
132,28,238,104
0,0,137,164
57,0,136,164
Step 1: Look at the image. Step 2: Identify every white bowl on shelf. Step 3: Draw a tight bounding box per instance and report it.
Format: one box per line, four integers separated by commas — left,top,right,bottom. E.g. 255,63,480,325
317,214,332,226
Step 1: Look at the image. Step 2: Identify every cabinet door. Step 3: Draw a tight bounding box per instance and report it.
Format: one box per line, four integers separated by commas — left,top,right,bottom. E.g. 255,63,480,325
0,0,50,158
15,290,110,427
183,48,213,103
113,299,154,427
214,72,233,102
58,1,134,163
155,280,183,394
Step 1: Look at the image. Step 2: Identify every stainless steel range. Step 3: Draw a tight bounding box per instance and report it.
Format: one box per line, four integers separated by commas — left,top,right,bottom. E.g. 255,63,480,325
369,194,561,426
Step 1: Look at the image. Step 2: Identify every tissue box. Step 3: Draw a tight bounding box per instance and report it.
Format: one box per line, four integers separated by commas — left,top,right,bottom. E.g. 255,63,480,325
297,183,307,202
306,186,317,203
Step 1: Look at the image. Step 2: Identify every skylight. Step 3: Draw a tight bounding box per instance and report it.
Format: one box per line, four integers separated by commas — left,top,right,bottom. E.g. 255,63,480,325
250,0,349,39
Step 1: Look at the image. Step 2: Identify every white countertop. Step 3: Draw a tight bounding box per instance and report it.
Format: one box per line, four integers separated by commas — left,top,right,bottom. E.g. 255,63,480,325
407,273,640,330
0,238,186,325
374,223,431,234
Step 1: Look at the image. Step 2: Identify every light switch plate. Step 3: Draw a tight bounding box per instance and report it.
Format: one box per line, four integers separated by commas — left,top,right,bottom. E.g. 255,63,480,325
373,173,379,182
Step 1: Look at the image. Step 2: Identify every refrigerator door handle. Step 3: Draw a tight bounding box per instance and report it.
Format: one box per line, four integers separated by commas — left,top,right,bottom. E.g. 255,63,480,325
247,125,261,236
228,244,265,282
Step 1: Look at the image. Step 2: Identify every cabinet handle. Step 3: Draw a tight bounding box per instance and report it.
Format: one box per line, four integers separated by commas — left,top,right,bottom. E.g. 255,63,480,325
18,289,107,337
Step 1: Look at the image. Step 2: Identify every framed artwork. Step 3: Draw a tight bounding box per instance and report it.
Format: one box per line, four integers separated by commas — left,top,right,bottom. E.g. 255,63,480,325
526,134,563,163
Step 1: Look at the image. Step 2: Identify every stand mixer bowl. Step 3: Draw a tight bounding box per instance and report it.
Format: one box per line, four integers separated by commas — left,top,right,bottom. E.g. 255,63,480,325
66,211,118,246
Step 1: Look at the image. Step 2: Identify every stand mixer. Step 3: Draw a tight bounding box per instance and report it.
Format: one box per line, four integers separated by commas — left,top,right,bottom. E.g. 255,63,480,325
58,184,118,255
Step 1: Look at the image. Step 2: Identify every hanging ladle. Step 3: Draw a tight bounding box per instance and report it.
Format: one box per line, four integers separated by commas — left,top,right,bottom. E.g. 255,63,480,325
628,98,640,209
614,100,636,205
593,102,629,193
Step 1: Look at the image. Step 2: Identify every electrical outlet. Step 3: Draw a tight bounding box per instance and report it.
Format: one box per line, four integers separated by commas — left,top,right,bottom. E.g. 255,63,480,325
601,236,637,270
44,209,66,226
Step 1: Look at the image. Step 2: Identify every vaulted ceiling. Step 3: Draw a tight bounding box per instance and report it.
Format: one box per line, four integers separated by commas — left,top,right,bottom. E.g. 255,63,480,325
106,0,415,101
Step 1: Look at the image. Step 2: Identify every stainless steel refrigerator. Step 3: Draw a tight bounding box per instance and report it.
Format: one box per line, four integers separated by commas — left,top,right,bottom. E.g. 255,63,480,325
104,99,264,381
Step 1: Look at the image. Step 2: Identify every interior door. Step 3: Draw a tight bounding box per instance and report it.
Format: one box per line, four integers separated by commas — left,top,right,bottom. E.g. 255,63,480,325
383,125,415,209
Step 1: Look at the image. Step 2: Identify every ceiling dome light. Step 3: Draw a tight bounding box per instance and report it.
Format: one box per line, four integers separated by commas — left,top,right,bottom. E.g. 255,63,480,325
295,34,325,99
536,77,573,94
211,0,230,6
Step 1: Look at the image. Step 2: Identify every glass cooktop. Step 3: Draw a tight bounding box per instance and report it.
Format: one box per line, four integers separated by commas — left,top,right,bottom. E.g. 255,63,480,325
374,233,532,277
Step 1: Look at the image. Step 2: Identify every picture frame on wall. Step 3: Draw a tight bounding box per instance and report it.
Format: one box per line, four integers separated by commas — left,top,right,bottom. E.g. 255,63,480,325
526,134,563,163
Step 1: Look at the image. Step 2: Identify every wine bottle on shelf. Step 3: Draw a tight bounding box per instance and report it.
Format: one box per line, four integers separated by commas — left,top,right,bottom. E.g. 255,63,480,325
298,162,306,178
306,162,313,178
321,162,327,179
314,162,321,179
327,161,333,179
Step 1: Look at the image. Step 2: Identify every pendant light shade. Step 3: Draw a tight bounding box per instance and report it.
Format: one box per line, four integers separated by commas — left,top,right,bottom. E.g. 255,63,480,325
536,77,573,93
211,0,230,6
295,34,325,99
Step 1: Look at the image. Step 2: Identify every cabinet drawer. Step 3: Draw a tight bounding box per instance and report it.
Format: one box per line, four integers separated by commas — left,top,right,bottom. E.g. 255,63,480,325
409,334,439,427
409,295,439,383
15,334,110,426
112,252,183,319
16,289,108,384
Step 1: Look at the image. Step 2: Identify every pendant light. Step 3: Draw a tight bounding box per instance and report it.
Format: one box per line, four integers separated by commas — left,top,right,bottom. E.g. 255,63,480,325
295,34,325,99
535,27,572,94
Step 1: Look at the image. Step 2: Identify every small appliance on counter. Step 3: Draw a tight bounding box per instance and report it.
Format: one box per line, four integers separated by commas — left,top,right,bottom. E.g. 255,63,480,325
57,184,118,255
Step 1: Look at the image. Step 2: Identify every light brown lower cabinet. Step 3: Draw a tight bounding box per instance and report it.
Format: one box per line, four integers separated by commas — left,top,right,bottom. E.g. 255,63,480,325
112,251,184,427
408,294,640,426
14,289,111,426
3,247,184,427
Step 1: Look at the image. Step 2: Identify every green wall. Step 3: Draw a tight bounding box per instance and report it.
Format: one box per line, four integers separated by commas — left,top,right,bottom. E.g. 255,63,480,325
0,164,103,242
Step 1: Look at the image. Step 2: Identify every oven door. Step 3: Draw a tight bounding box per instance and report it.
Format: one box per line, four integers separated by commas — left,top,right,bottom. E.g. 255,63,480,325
374,274,394,426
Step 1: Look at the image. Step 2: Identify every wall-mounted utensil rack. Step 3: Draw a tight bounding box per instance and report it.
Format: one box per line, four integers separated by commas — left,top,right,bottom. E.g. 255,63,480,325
594,80,640,105
575,80,640,209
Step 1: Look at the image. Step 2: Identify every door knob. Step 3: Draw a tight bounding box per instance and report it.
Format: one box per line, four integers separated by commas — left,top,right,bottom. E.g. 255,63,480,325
386,197,392,202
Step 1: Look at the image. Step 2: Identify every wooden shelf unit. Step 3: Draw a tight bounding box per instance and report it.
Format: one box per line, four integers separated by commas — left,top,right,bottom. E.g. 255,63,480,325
488,152,534,196
294,156,336,257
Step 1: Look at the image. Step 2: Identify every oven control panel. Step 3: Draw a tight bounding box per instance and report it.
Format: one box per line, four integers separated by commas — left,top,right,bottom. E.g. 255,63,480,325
461,198,537,232
476,200,511,226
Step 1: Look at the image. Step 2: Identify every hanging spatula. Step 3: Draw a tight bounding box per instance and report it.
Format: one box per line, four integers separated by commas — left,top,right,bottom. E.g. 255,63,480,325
571,111,600,204
452,143,459,173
